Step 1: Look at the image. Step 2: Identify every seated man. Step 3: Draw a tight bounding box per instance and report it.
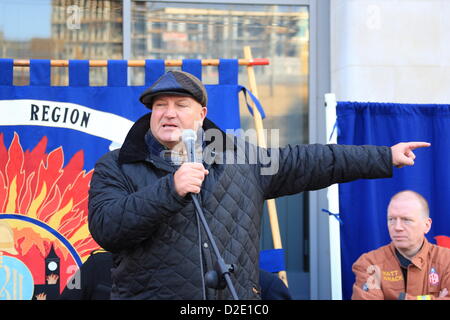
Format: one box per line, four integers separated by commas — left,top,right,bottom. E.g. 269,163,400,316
352,190,450,300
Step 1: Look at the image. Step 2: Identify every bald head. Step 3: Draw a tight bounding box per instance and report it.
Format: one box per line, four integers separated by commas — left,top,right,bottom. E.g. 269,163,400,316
387,190,432,258
388,190,429,219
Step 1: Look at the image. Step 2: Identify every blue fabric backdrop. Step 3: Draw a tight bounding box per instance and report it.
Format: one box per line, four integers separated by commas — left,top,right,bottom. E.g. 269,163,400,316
337,101,450,300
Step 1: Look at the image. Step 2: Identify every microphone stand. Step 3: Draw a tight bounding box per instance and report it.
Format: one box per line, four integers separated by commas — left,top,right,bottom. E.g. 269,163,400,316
191,193,239,300
182,129,239,300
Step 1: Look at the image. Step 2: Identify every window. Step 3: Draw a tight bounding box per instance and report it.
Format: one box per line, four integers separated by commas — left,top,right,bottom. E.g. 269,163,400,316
0,0,123,85
131,1,310,299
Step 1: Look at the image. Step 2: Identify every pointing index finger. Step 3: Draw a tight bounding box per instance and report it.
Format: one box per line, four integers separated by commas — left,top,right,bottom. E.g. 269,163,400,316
407,141,431,150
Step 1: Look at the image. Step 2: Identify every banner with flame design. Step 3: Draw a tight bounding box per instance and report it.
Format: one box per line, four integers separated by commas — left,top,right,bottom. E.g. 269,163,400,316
0,60,149,300
0,59,247,299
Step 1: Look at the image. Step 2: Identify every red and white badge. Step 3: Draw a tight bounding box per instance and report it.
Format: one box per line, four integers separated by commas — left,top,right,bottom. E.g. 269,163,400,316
429,267,440,286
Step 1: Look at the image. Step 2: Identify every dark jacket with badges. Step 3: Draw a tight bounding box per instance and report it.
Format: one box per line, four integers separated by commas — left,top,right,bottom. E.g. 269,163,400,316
352,238,450,300
88,113,393,300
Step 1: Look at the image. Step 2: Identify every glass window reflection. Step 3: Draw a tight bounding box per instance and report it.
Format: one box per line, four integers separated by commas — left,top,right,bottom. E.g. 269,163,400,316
0,0,123,86
131,1,309,145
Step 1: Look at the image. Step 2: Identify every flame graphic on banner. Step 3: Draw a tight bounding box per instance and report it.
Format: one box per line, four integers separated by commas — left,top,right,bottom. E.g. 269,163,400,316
0,132,100,294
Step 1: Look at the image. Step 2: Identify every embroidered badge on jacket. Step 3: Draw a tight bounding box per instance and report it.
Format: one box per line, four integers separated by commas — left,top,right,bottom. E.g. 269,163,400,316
429,267,440,286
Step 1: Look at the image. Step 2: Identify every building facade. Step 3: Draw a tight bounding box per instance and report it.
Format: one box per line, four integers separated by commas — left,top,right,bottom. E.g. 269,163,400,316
0,0,333,300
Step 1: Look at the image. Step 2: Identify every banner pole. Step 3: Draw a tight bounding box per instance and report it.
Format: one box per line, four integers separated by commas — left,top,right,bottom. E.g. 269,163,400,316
243,46,288,287
12,59,269,68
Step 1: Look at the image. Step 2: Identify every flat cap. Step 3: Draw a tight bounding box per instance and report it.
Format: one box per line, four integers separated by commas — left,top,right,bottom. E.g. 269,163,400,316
139,70,208,109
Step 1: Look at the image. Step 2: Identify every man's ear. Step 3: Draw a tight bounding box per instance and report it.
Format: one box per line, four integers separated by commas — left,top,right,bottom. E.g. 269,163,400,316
201,107,208,121
424,218,432,234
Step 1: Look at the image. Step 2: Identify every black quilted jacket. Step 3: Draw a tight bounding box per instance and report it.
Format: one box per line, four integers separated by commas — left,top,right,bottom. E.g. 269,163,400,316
88,113,392,300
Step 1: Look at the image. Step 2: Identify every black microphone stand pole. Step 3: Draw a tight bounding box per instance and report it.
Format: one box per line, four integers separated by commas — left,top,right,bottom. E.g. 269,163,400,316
191,193,239,300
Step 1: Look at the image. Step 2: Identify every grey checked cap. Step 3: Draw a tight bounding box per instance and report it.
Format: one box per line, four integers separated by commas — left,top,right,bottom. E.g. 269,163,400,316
139,70,208,109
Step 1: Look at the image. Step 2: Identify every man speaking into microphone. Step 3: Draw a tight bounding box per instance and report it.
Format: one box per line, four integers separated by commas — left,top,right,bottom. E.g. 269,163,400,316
88,70,430,300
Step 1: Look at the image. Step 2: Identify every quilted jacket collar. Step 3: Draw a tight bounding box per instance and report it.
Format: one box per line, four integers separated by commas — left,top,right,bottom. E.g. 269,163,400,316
118,112,235,165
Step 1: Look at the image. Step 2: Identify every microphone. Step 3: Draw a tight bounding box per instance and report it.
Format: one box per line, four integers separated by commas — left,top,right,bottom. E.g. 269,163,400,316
182,129,197,163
